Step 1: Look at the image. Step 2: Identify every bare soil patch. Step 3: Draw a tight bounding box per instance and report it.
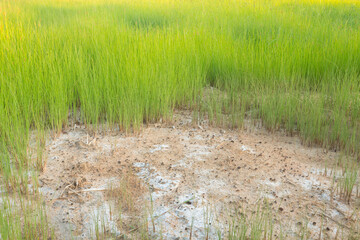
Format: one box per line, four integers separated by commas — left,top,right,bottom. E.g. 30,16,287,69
39,111,359,239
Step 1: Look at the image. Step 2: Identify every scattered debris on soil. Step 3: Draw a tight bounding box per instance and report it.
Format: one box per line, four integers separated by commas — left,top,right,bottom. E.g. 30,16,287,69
38,111,359,239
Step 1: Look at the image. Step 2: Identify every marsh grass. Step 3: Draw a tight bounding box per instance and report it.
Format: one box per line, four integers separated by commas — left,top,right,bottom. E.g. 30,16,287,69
1,0,360,178
225,199,274,240
335,156,359,204
0,0,360,238
0,191,54,239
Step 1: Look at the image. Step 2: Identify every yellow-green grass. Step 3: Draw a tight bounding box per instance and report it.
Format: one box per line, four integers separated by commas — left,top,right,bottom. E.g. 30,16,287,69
0,0,360,238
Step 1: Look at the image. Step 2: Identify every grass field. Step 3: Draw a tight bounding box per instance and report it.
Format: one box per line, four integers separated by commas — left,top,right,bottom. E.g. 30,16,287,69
0,0,360,238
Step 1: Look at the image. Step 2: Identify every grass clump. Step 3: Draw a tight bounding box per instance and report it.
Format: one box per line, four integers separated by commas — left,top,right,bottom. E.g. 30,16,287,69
225,199,274,240
335,157,359,204
0,192,54,239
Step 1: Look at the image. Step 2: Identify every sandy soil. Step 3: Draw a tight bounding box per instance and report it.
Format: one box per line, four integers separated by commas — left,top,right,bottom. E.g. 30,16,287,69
38,111,359,239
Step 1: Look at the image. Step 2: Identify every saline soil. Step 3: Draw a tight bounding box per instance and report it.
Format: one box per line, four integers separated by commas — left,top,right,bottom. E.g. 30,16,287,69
38,111,359,239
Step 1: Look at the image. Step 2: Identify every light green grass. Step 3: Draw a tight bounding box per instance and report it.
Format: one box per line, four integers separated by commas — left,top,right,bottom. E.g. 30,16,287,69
0,0,360,238
1,0,359,168
225,199,274,240
0,190,54,239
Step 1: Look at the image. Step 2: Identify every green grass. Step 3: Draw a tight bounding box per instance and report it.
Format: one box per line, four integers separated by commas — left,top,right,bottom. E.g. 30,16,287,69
335,156,359,203
0,190,54,239
226,200,274,240
1,0,359,166
0,0,360,238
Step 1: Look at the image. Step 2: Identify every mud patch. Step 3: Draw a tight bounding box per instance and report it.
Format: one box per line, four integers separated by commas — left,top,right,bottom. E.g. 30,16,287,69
39,111,359,239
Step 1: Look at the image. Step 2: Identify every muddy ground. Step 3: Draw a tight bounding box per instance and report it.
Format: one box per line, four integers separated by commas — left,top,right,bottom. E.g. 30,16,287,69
38,111,359,239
